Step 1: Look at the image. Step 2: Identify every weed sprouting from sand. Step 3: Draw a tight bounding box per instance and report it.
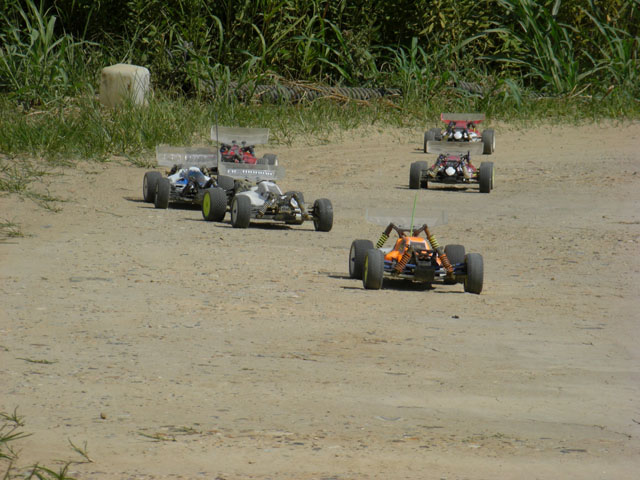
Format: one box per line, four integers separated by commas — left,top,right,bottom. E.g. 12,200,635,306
1,410,89,480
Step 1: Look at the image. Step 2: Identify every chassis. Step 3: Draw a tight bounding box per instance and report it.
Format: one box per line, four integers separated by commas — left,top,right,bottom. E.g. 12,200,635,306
349,222,483,293
410,152,494,193
424,113,495,155
201,156,333,232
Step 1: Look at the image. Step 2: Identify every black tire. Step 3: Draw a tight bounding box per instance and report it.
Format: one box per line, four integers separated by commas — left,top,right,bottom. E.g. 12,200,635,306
230,195,251,228
349,239,374,279
313,198,333,232
216,175,235,191
478,162,494,193
154,178,170,209
143,171,162,203
409,161,427,190
424,128,440,153
444,244,466,284
464,253,484,294
444,244,466,265
259,153,278,166
202,187,228,222
363,249,384,290
482,129,495,154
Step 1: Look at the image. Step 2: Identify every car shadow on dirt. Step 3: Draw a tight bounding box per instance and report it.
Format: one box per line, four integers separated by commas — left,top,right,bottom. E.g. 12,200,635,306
124,196,203,210
330,274,457,292
328,273,352,280
199,221,319,231
124,196,148,203
394,185,478,193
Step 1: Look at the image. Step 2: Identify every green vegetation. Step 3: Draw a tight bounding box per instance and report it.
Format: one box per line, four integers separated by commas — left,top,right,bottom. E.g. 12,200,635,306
0,0,638,209
0,0,637,140
1,409,87,479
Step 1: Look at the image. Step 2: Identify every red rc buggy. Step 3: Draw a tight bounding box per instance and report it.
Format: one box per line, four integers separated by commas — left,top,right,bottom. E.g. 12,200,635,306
424,113,495,155
409,151,494,193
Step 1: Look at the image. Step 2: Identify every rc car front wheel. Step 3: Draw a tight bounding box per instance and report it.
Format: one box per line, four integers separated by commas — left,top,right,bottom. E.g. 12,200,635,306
313,198,333,232
409,161,427,190
143,171,162,203
464,253,484,294
349,239,374,279
363,249,384,290
202,187,228,222
231,195,251,228
154,178,171,209
478,161,494,193
482,129,495,154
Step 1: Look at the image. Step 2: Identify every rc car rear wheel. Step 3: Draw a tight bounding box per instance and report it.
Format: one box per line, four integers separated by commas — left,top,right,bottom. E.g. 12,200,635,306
482,129,495,154
363,249,384,290
410,161,427,190
231,195,251,228
313,198,333,232
143,171,162,203
424,128,440,153
444,244,466,284
202,187,228,222
464,253,484,294
216,175,235,191
258,153,278,166
349,239,374,279
478,162,494,193
154,178,171,209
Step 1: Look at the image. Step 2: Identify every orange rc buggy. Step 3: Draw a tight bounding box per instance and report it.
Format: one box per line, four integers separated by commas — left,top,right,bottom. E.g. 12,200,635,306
349,222,483,293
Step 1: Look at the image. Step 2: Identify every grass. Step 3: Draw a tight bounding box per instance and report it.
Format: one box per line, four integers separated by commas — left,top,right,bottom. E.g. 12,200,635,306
0,220,24,241
0,0,95,108
1,409,89,480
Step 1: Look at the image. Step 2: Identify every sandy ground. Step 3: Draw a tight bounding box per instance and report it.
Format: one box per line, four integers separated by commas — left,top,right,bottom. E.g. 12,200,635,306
1,122,639,479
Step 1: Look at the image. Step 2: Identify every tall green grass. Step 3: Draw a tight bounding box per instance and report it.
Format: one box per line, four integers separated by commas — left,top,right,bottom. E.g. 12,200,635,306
477,0,638,97
0,0,95,107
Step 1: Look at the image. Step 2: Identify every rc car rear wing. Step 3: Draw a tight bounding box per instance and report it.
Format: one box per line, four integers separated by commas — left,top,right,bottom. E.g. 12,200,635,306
218,161,285,182
155,145,219,168
210,126,270,146
440,113,485,123
426,141,483,155
365,209,447,229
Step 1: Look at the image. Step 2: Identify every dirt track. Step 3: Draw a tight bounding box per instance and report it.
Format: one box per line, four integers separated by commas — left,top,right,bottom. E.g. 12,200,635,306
1,122,639,479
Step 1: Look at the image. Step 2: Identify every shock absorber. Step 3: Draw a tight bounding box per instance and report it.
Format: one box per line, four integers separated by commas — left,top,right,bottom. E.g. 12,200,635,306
394,247,412,274
376,224,394,248
257,194,275,218
293,192,308,216
426,228,454,275
375,232,389,249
